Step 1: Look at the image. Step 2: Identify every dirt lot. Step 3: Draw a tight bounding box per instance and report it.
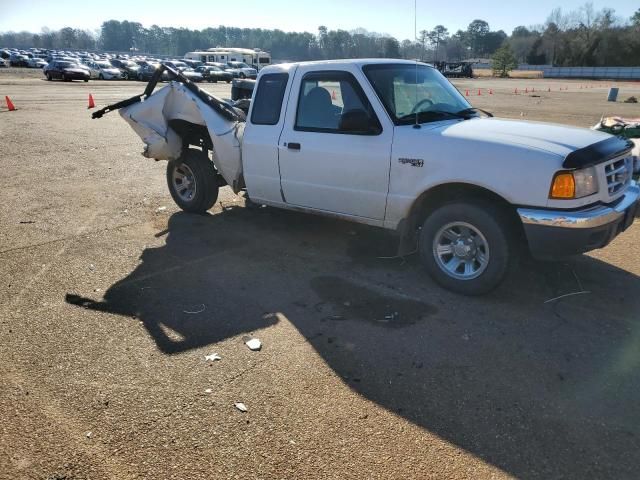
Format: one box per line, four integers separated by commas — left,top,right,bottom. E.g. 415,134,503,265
1,68,639,480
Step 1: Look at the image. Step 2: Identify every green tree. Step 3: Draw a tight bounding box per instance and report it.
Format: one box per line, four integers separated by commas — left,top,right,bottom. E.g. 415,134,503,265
428,25,449,61
466,19,489,56
632,8,640,27
492,44,518,77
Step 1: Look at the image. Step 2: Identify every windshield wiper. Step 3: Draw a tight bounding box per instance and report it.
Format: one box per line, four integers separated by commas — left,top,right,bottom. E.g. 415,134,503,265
456,107,494,118
398,110,468,124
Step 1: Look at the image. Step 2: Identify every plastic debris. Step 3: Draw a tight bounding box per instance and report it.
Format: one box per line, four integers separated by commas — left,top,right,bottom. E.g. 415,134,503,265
85,431,92,438
183,304,206,314
156,206,167,212
205,388,213,394
234,402,248,412
245,338,262,351
205,353,222,362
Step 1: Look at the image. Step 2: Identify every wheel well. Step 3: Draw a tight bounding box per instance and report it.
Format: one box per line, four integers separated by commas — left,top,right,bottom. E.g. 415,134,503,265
398,183,524,253
168,119,213,151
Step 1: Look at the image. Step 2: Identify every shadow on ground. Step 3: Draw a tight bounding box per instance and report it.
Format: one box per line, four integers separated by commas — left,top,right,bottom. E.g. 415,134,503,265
66,207,640,479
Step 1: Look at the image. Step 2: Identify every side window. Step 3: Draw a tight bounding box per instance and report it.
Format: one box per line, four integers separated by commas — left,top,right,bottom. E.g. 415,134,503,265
250,73,289,126
295,72,381,135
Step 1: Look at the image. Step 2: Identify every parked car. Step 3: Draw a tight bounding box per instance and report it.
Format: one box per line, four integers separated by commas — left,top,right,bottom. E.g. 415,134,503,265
0,57,8,67
226,61,257,79
195,65,233,83
109,59,140,80
94,59,640,295
88,61,122,80
43,60,90,82
26,57,47,68
9,54,29,67
137,63,170,82
163,61,203,82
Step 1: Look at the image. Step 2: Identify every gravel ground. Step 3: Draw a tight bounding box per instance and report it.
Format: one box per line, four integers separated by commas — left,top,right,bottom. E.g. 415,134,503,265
1,70,639,480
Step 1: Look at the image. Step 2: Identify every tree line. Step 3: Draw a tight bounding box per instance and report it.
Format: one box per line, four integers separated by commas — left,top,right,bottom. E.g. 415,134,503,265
1,4,638,66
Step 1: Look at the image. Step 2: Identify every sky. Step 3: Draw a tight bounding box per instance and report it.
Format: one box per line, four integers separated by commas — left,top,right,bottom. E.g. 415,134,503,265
0,0,638,39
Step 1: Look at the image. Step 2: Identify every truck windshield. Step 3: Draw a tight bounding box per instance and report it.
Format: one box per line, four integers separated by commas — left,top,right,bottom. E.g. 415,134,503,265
363,64,471,125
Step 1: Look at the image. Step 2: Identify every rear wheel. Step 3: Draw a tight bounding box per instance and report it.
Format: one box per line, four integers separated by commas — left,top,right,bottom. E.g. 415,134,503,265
99,73,104,80
46,73,52,81
166,149,219,213
418,201,512,295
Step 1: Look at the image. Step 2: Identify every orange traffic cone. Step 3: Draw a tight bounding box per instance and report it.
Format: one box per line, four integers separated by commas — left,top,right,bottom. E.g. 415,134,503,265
331,90,336,100
477,89,481,96
514,88,518,94
88,94,95,109
548,87,551,92
525,87,528,93
489,89,493,95
465,90,469,97
532,87,535,93
5,96,16,111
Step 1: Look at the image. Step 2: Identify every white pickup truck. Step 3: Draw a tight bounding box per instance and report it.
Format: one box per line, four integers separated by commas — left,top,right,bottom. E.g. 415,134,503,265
93,59,639,295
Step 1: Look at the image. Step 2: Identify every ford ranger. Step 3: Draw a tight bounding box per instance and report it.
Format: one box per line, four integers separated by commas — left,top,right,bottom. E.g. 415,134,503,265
92,60,639,295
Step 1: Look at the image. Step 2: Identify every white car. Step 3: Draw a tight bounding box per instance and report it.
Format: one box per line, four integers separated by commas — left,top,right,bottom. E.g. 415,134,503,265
88,61,122,80
27,57,47,68
226,61,257,79
0,58,8,68
94,60,640,295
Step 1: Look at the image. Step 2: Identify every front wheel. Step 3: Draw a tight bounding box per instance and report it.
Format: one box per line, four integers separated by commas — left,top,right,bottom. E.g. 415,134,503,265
166,149,219,213
418,201,511,295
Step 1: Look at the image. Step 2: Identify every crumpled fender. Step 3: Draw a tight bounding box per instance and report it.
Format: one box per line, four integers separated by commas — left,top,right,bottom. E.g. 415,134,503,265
120,81,245,192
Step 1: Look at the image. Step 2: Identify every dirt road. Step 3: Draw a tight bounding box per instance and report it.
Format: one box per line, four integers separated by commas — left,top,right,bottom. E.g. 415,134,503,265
1,70,639,479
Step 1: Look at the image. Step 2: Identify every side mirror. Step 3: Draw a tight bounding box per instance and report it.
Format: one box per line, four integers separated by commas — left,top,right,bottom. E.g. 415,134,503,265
339,109,380,134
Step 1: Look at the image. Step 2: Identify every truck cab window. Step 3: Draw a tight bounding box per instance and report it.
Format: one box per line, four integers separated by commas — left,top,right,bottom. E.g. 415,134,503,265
250,73,289,125
295,72,381,135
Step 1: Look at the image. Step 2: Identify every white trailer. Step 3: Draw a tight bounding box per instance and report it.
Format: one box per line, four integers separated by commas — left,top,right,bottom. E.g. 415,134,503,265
184,48,271,70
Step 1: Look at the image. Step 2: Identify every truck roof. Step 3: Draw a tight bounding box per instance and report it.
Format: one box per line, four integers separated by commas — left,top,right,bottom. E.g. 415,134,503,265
260,58,433,74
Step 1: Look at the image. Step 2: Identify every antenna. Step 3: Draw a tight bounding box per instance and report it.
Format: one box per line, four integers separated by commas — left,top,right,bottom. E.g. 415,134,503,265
413,0,421,129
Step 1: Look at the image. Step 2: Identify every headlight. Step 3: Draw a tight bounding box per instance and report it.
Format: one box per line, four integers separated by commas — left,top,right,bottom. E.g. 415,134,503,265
550,167,598,199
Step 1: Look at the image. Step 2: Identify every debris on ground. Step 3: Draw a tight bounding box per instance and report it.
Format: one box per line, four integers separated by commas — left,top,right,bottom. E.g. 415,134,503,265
85,431,92,439
234,402,248,412
624,96,638,103
544,291,590,304
205,388,213,394
204,353,221,362
244,337,262,351
156,206,167,212
183,304,206,314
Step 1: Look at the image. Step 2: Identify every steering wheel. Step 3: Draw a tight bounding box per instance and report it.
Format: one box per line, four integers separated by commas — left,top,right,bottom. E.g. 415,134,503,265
410,98,434,114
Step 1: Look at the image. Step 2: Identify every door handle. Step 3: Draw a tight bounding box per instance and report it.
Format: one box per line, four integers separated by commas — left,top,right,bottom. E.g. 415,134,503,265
287,142,301,151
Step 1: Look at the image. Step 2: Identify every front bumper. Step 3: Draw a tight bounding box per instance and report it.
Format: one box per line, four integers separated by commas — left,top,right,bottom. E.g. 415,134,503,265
518,182,640,258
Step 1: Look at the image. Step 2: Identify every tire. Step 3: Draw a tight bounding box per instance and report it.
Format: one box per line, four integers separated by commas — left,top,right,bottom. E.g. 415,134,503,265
418,201,511,295
239,73,246,79
99,74,104,80
166,149,219,213
63,75,70,82
84,79,89,82
46,73,52,81
123,72,129,80
226,80,231,84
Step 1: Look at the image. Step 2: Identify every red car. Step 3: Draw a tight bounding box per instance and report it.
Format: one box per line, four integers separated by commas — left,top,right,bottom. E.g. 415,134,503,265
44,60,90,82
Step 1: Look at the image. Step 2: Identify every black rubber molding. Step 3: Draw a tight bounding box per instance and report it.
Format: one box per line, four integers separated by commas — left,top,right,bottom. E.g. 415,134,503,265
563,135,633,169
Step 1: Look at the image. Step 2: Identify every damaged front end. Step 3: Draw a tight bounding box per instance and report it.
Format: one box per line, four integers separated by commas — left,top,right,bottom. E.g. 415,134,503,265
92,65,248,192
